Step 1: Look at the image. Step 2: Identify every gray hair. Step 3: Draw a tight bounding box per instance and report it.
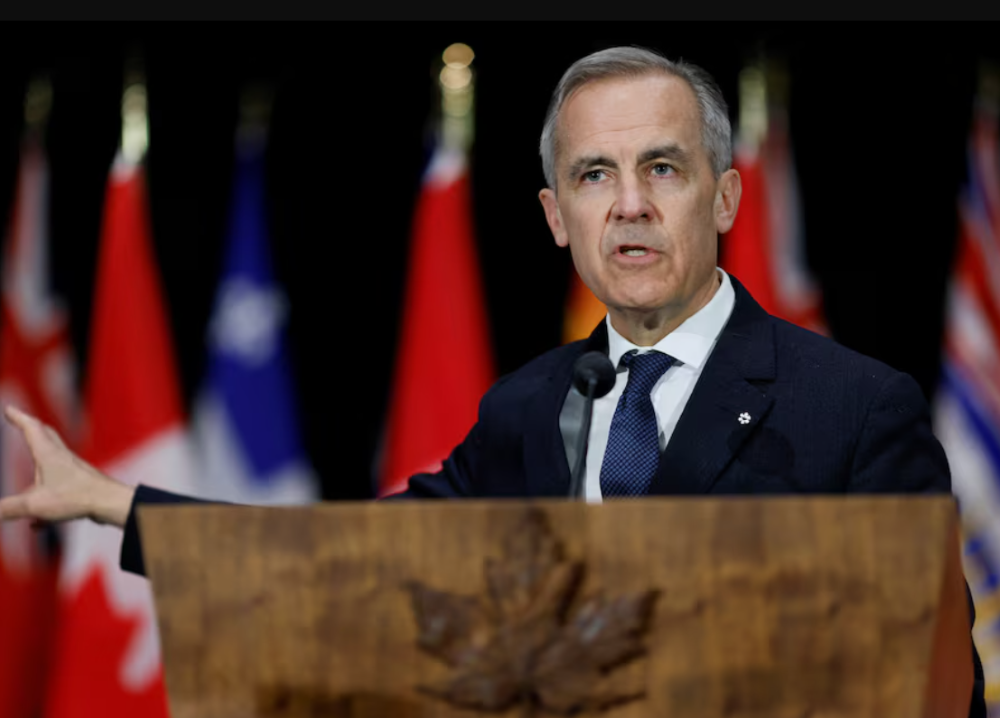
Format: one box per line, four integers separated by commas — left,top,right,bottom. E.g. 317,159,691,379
539,46,732,189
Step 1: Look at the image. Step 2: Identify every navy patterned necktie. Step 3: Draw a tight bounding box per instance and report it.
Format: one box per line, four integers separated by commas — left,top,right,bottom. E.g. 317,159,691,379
600,350,675,497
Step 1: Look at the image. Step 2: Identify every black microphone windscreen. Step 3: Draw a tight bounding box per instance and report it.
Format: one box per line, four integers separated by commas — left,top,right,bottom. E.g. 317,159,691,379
572,351,617,399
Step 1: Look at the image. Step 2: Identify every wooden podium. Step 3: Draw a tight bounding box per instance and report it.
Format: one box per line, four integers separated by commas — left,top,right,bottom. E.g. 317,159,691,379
138,496,973,718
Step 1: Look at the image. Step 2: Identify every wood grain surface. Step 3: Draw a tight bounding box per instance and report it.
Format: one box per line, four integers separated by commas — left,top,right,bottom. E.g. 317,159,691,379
138,496,972,718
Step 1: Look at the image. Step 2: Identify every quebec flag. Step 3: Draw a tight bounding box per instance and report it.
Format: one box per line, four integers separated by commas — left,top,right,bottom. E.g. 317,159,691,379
191,127,318,506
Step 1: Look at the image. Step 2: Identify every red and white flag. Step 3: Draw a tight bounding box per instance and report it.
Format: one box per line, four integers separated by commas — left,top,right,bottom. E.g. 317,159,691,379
0,132,77,717
721,86,826,335
377,144,494,497
43,152,194,718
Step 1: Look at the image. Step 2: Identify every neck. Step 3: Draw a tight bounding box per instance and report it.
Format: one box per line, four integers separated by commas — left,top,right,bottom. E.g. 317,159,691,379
608,271,721,346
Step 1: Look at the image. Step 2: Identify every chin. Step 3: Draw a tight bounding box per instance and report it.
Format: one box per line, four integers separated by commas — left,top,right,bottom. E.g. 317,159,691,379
608,286,675,312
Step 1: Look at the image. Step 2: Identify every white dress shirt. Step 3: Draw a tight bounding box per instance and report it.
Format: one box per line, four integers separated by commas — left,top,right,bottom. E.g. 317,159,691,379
585,268,736,502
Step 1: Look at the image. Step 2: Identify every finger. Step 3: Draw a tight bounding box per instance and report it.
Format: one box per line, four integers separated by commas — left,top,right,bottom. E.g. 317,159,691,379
3,405,49,451
0,494,33,521
42,424,67,450
3,404,29,431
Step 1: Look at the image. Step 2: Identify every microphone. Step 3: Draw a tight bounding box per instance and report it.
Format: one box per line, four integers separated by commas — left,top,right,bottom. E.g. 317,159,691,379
568,351,616,500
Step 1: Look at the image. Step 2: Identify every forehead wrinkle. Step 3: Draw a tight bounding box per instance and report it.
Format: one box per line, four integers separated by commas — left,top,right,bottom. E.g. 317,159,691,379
554,75,705,188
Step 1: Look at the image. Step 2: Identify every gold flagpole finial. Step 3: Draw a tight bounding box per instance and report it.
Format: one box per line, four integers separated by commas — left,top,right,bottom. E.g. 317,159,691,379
238,81,274,151
24,73,52,133
439,43,474,152
121,50,148,165
977,60,1000,114
738,59,767,151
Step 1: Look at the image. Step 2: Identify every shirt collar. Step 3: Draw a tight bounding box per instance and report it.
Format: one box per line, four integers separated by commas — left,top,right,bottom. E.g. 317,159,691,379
605,268,735,370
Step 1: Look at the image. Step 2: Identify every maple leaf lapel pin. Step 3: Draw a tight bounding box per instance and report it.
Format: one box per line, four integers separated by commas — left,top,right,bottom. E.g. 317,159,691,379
404,508,659,716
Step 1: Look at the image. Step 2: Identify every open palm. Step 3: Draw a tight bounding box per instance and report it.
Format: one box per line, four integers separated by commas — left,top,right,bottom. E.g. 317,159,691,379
0,405,133,527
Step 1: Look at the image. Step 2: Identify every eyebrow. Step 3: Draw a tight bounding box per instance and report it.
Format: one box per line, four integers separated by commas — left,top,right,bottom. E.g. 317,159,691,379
637,144,692,167
565,143,693,180
566,154,617,180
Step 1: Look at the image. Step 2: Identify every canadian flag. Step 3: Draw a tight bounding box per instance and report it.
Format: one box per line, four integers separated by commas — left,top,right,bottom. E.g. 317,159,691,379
43,152,194,717
377,143,494,497
721,87,826,335
0,132,77,717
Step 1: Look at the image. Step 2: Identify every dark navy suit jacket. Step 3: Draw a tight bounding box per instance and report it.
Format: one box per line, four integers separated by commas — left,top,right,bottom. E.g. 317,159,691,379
119,276,985,714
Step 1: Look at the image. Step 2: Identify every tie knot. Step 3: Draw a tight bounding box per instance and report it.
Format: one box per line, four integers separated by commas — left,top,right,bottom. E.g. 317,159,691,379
621,350,674,395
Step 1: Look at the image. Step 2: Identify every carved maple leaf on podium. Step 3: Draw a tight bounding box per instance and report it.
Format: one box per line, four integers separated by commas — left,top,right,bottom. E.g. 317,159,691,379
405,509,659,716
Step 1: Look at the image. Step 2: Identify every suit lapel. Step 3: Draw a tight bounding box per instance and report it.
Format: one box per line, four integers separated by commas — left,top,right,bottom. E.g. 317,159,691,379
523,320,609,497
648,278,777,495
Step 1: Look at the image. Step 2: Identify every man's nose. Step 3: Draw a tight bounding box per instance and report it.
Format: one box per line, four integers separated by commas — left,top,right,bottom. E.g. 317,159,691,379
612,176,654,222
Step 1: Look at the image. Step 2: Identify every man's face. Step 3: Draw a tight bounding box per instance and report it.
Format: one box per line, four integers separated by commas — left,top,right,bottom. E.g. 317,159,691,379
539,73,740,323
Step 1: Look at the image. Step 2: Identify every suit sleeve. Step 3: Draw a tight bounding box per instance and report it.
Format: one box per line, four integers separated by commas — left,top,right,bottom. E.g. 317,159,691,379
848,370,986,718
380,374,517,500
119,485,223,577
380,418,482,500
848,371,950,493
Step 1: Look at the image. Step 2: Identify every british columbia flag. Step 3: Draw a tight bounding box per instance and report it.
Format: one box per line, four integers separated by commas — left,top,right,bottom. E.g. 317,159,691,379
934,74,1000,713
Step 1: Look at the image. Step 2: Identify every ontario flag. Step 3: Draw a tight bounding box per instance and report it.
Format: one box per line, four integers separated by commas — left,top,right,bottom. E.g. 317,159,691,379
377,142,494,497
933,79,1000,714
720,75,826,335
190,126,317,505
0,131,77,716
43,152,194,717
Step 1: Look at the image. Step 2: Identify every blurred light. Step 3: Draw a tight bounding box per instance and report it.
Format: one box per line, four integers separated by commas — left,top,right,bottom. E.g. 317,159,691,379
440,64,472,91
24,75,52,129
121,80,148,165
738,64,767,150
439,44,475,151
443,43,474,69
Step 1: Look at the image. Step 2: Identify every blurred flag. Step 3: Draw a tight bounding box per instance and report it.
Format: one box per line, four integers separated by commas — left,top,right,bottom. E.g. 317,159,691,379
720,61,826,334
562,272,606,344
377,139,494,497
377,46,494,497
0,90,77,718
377,47,493,497
190,108,317,505
44,77,193,718
933,68,1000,713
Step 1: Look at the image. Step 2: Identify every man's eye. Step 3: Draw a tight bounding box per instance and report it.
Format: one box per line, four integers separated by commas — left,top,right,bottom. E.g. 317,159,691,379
583,170,605,182
651,163,674,176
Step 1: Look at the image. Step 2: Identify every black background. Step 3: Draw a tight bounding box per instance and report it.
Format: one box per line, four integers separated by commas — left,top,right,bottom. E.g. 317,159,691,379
0,25,992,500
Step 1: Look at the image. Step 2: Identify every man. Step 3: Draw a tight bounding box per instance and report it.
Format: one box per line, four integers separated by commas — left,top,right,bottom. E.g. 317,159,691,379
0,46,986,713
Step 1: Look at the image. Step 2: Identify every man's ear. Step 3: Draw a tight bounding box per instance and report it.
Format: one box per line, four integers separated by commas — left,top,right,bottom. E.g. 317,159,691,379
714,168,742,235
539,188,569,248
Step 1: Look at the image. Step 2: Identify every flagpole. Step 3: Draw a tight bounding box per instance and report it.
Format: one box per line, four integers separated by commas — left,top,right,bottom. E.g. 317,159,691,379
977,60,1000,114
238,81,273,150
24,73,52,136
120,53,148,167
738,57,768,154
439,42,474,153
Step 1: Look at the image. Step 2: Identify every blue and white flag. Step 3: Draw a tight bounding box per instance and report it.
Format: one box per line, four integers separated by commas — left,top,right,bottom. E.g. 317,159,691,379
191,129,318,505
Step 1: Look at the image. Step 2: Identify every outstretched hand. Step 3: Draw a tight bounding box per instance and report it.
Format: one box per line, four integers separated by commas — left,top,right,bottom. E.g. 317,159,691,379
0,405,134,529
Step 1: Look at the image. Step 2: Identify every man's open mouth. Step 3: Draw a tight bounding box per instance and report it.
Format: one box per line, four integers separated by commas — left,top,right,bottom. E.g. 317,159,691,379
618,246,652,257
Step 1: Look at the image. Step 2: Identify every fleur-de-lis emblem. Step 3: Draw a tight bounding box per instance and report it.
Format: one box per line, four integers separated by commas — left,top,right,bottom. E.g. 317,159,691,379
738,412,751,425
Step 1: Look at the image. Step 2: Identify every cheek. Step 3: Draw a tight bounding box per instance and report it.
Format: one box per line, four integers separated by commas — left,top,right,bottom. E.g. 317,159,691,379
564,212,605,251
